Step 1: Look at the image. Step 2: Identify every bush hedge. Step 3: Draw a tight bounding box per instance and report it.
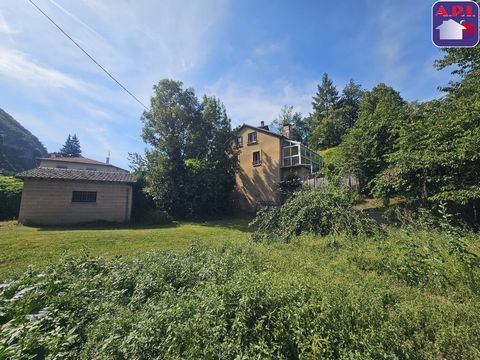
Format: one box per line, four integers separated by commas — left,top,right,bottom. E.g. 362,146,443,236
0,176,22,221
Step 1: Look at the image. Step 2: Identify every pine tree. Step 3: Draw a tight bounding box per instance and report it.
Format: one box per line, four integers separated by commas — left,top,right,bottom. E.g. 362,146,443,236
338,79,363,129
59,134,82,157
308,73,341,149
311,73,339,119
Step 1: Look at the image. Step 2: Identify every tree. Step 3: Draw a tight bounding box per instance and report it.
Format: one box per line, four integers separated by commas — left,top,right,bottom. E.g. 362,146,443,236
59,134,82,157
308,76,363,150
337,83,407,193
375,46,480,224
272,105,309,144
338,79,364,129
185,96,236,216
139,79,236,219
311,73,339,119
308,115,344,150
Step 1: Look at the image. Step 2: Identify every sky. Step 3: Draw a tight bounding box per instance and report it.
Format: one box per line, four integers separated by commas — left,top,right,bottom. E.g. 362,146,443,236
0,0,456,169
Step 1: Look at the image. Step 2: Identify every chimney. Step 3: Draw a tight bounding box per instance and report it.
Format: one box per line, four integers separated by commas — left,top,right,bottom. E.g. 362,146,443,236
106,151,110,164
283,123,292,139
259,121,270,131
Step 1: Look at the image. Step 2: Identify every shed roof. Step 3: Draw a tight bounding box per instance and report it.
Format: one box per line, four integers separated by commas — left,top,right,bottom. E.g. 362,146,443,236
36,156,109,165
16,167,136,183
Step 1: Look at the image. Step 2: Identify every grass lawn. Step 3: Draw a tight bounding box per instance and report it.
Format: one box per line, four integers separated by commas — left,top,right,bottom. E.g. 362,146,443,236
0,217,252,280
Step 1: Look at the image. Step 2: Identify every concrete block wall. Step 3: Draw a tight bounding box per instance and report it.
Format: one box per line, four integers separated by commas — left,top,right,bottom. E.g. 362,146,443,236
18,179,132,225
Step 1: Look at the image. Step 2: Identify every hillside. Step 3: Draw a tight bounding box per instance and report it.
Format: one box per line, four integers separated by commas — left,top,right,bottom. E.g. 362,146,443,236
0,108,48,175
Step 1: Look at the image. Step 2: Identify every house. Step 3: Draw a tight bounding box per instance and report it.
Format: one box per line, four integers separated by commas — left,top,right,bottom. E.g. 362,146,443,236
16,156,135,225
233,122,323,212
436,19,466,40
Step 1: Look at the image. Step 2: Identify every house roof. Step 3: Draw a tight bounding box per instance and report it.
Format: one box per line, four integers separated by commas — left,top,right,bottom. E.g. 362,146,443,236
238,124,286,139
16,167,136,183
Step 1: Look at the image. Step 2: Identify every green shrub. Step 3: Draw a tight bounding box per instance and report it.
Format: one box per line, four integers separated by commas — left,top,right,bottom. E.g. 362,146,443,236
0,176,22,221
250,185,375,243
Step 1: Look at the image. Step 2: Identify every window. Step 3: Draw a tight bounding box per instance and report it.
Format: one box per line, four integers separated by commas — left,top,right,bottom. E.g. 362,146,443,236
252,151,261,166
56,165,68,169
247,132,257,144
72,191,97,203
236,136,243,147
86,168,97,171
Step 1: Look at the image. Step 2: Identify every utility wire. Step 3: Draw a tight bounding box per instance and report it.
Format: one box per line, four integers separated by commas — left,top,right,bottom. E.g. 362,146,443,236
27,0,148,110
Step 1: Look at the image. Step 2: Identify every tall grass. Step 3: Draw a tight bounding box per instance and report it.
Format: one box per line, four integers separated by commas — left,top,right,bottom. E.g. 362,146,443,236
1,223,479,359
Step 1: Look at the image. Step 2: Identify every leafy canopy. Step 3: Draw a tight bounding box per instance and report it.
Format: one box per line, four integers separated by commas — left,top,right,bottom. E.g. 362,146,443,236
138,79,236,219
374,46,480,223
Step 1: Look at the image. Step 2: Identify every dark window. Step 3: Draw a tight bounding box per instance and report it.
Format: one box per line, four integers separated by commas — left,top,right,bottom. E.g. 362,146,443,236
236,136,243,147
56,165,68,169
252,151,261,166
248,132,257,144
72,191,97,203
86,168,97,171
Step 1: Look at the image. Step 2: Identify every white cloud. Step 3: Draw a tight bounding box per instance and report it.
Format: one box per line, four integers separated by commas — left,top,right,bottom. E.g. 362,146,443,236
0,47,86,91
0,10,19,35
204,78,315,127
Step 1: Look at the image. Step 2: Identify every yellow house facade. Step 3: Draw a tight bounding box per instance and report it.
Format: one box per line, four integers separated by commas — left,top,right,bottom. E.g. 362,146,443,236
233,122,323,212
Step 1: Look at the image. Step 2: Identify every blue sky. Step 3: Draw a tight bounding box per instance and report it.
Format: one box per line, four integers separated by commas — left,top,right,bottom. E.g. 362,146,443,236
0,0,455,168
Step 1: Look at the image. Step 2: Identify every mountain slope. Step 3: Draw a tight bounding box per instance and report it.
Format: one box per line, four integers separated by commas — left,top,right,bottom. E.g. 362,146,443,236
0,108,48,175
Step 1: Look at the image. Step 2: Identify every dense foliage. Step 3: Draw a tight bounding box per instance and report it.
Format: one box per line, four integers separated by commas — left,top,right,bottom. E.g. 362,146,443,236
0,109,47,175
1,222,479,359
138,80,236,219
308,75,363,150
250,186,374,243
58,134,82,158
336,84,407,193
372,47,480,223
0,176,22,221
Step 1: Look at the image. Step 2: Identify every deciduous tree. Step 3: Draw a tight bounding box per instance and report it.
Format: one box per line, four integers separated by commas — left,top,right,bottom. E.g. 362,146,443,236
139,79,236,218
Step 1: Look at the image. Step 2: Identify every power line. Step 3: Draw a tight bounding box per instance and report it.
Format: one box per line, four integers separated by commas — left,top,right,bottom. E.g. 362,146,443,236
27,0,148,110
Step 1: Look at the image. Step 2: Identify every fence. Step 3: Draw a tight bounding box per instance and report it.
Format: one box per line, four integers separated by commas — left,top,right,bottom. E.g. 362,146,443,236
302,174,360,192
